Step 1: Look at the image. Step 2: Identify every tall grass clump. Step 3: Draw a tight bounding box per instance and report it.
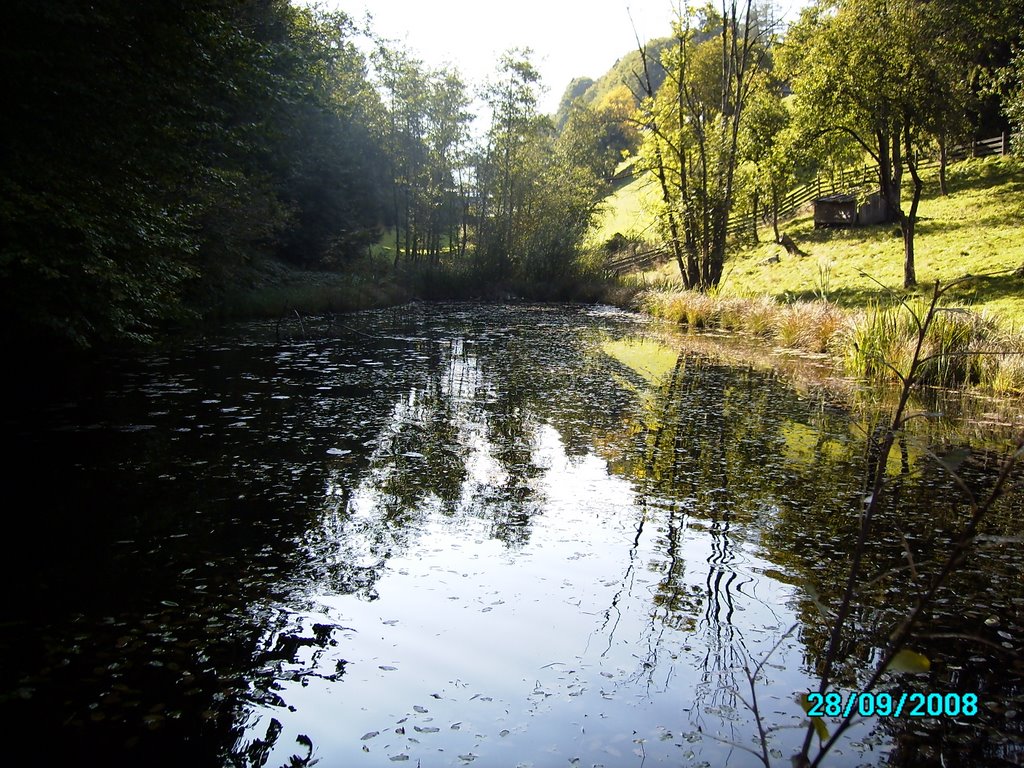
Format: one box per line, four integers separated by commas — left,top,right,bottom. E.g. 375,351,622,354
987,329,1024,395
776,301,847,352
837,303,918,383
837,300,1018,389
745,296,782,337
917,309,993,387
641,289,720,328
642,284,1024,394
643,289,850,351
991,351,1024,394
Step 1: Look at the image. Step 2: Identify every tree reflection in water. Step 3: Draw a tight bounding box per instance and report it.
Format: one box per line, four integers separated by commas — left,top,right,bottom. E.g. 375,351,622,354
4,306,1020,768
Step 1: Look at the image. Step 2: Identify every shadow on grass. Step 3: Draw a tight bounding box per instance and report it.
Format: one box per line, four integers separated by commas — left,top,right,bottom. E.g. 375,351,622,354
780,285,900,308
943,156,1023,194
779,271,1024,313
940,272,1024,309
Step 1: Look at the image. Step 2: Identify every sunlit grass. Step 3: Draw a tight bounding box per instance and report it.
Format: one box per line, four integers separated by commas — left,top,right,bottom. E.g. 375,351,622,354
609,156,1024,324
589,163,663,246
608,155,1024,392
724,156,1024,323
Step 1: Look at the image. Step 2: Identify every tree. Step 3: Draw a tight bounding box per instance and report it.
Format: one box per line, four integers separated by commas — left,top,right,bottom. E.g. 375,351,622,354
472,50,603,284
738,86,791,242
634,1,773,290
559,103,626,183
994,46,1024,155
373,45,430,267
782,0,978,289
272,8,387,268
372,46,475,269
424,70,474,265
0,0,388,347
477,51,544,274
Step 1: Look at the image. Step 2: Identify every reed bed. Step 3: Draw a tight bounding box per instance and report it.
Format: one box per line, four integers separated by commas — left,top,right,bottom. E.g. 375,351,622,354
640,289,844,353
640,288,1024,393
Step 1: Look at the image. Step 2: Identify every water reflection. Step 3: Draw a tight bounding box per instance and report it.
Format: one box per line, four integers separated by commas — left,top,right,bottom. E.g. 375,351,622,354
2,304,1021,767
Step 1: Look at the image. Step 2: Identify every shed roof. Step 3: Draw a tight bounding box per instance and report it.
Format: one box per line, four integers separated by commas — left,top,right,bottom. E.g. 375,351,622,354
812,193,857,204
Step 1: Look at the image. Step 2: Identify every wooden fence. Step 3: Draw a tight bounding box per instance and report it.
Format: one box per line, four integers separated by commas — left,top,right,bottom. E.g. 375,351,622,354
725,132,1012,237
605,246,670,275
606,132,1011,273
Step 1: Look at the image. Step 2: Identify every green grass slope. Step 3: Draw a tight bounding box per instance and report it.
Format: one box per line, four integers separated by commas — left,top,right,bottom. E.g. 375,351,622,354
602,156,1024,325
589,160,663,245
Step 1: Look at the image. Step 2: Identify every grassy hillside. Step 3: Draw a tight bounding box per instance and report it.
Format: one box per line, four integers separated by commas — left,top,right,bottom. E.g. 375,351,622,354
609,155,1024,324
588,160,663,245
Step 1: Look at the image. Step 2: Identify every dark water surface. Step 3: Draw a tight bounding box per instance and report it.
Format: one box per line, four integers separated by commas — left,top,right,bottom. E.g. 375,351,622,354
2,304,1022,767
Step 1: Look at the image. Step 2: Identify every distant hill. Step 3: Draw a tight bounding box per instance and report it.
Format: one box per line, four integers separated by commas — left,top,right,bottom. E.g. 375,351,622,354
553,37,673,133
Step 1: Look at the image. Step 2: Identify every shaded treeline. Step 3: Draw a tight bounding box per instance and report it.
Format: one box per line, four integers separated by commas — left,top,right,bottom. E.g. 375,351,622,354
1,0,387,347
1,2,612,351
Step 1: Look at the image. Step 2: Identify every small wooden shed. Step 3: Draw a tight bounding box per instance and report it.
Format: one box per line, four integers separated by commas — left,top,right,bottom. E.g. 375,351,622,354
813,194,857,228
857,190,887,225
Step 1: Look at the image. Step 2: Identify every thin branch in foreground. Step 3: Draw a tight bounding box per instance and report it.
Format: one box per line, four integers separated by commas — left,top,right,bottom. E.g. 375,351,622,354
791,279,1023,767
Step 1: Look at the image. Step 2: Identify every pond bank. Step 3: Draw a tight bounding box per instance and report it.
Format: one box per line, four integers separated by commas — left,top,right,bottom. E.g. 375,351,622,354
203,256,635,324
635,287,1024,396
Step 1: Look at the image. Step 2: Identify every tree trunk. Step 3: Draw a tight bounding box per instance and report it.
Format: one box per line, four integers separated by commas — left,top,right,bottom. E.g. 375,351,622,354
938,134,948,196
876,127,902,225
751,189,760,243
392,184,401,269
771,184,781,242
901,124,923,289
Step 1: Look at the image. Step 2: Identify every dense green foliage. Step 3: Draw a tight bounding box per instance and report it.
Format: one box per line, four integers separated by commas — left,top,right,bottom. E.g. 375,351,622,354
780,0,969,288
569,0,1023,294
553,39,673,137
775,0,1022,289
369,47,608,291
1,0,389,347
1,4,613,348
635,2,773,289
5,0,1022,347
998,49,1024,153
472,51,605,282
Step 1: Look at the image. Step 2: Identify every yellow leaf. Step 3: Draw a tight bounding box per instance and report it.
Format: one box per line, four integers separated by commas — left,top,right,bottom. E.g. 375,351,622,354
798,694,830,743
888,649,931,674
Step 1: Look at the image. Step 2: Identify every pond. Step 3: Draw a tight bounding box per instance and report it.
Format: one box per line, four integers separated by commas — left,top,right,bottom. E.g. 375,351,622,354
2,303,1022,767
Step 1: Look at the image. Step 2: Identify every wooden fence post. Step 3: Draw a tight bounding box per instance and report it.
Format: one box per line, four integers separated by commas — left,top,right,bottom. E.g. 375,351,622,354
1003,131,1010,156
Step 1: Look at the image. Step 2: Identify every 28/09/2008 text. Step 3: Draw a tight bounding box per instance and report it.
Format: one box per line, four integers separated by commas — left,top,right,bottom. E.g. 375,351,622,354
805,691,979,718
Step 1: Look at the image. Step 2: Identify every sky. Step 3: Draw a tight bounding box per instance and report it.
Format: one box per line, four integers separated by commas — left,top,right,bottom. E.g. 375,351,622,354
319,0,810,115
